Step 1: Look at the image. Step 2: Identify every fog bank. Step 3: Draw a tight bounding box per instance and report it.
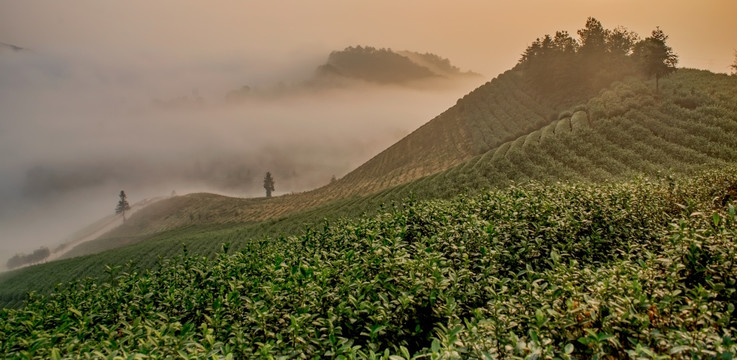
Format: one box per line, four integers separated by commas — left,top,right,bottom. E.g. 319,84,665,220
0,46,481,267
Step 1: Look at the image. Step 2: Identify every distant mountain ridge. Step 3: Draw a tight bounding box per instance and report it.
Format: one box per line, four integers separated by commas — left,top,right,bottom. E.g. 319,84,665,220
315,45,481,84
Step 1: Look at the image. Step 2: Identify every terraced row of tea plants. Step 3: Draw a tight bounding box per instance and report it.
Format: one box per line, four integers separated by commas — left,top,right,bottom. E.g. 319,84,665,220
389,70,737,198
335,69,561,195
1,69,736,308
2,168,736,358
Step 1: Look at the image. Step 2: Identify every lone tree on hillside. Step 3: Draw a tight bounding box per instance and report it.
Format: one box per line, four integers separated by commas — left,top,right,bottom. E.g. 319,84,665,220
116,190,131,222
633,27,678,91
263,172,275,198
731,50,737,75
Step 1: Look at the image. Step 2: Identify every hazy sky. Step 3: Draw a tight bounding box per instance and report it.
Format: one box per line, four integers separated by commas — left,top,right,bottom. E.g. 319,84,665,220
0,0,735,265
2,0,735,75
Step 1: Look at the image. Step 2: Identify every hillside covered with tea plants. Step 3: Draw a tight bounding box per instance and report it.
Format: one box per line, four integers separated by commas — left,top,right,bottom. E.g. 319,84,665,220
2,169,737,358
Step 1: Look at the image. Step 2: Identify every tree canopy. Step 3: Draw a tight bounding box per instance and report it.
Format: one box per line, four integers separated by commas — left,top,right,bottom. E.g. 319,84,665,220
517,17,677,103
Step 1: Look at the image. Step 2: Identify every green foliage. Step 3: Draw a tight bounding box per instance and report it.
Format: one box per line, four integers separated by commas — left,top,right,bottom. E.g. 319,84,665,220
2,169,737,358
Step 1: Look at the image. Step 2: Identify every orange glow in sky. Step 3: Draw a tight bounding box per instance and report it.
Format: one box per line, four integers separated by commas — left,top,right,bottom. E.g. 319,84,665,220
2,0,735,76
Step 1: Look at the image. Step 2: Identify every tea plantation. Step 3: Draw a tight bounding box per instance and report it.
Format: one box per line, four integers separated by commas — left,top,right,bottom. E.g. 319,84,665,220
2,20,737,357
2,168,736,358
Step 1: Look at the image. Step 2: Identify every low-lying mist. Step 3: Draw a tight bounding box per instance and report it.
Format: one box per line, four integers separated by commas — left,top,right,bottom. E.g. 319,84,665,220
0,46,483,268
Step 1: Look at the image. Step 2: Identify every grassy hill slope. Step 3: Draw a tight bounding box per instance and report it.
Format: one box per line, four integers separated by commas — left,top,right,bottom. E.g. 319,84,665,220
1,69,735,309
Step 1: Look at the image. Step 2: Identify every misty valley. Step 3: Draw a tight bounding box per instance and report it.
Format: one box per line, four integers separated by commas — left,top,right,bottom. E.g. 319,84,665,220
0,44,482,270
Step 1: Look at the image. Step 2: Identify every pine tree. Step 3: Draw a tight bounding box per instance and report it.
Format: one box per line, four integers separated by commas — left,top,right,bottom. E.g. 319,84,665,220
116,190,132,222
633,27,678,91
263,172,275,198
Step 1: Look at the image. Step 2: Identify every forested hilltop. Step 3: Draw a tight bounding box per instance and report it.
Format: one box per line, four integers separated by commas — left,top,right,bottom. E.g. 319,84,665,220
516,17,678,107
1,17,737,358
315,46,481,84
